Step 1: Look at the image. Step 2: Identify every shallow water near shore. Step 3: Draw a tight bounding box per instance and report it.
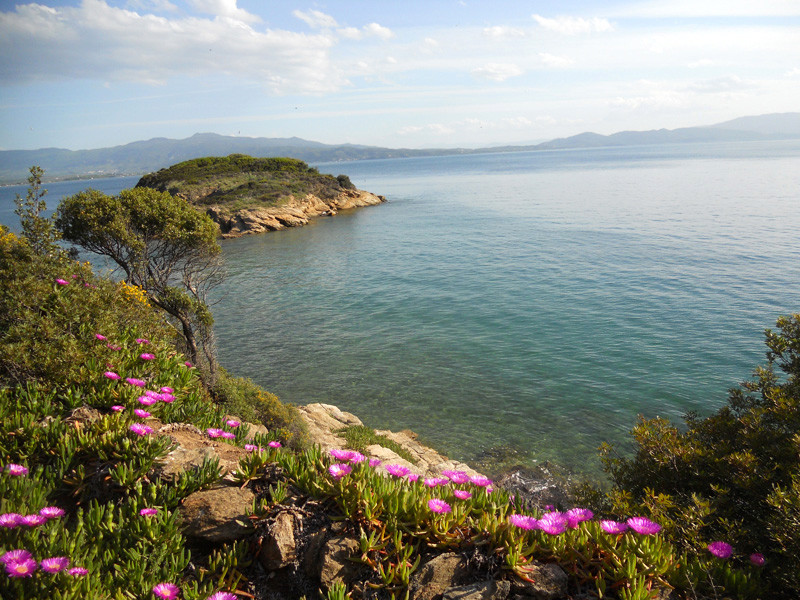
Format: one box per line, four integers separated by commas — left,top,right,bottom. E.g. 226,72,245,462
2,140,799,477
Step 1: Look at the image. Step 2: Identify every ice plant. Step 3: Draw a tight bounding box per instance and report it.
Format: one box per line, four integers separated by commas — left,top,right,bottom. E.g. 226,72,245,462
750,553,766,566
95,333,107,341
566,507,594,528
68,567,89,576
39,506,65,519
369,458,381,467
268,441,281,449
126,377,146,387
55,278,69,286
111,405,125,412
22,514,48,527
160,393,175,403
220,432,236,440
600,520,629,534
136,338,150,344
539,512,568,535
206,593,236,600
160,386,174,393
385,464,411,478
140,352,156,360
140,508,158,516
442,470,470,484
1,549,32,565
0,513,23,528
329,463,352,479
408,473,420,482
708,541,733,559
244,444,261,452
5,557,37,577
627,516,662,535
129,423,153,436
207,428,223,438
134,409,151,418
138,396,157,406
428,498,452,514
153,582,180,599
509,514,539,530
107,344,122,351
469,475,492,487
40,557,70,573
225,419,240,428
104,371,121,380
5,463,28,476
453,489,472,500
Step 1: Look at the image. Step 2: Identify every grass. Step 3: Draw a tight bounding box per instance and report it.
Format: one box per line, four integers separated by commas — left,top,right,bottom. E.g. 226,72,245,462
335,424,418,465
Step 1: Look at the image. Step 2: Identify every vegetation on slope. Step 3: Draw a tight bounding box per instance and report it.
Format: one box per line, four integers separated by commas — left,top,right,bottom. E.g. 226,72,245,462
135,154,357,214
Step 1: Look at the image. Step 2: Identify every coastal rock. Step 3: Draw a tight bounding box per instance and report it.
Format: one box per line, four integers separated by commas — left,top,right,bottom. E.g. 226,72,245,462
509,562,568,600
155,423,249,479
260,510,298,570
409,553,471,600
443,580,511,600
178,484,255,542
318,536,363,590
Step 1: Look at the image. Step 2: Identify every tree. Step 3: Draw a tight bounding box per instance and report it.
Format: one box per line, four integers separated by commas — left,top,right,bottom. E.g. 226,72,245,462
14,165,61,257
55,187,224,383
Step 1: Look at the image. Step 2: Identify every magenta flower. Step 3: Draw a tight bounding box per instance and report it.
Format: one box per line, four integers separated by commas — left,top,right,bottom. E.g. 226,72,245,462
5,557,37,577
566,508,594,528
160,386,174,393
207,428,223,438
708,541,733,559
104,371,121,380
40,557,70,573
453,489,472,500
600,520,629,534
138,396,157,406
140,353,156,361
153,582,180,599
509,514,539,530
145,390,160,398
5,463,28,476
225,419,240,428
244,444,261,452
425,477,449,488
55,278,70,286
22,514,48,527
428,498,452,514
107,344,122,351
160,393,175,403
136,338,150,344
268,441,282,449
134,409,151,418
140,508,158,516
68,567,88,576
220,431,236,440
385,464,411,478
408,473,420,482
126,377,146,387
129,423,153,436
330,448,354,461
538,512,568,535
95,334,107,341
1,549,32,565
469,475,493,487
369,458,381,467
184,361,193,368
206,593,237,600
329,463,352,479
0,513,23,528
627,517,661,535
750,553,766,566
39,506,65,520
441,470,470,485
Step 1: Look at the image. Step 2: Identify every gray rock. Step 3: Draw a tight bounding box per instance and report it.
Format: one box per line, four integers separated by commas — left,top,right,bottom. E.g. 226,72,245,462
318,536,362,590
260,511,297,570
509,562,568,600
443,580,511,600
409,553,471,600
179,485,255,542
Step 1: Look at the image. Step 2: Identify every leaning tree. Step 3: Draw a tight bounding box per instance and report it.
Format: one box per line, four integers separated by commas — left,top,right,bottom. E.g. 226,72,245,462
56,187,224,384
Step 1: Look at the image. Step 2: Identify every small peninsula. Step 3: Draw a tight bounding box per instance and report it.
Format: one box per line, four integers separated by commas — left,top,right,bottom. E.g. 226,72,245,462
135,154,386,238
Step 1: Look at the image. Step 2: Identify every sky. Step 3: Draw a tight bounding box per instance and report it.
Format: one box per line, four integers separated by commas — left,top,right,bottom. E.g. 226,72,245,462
1,0,799,151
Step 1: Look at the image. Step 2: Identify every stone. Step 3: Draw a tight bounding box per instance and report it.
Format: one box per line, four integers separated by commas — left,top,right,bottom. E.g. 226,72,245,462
509,562,568,600
409,553,471,600
179,485,255,542
260,511,297,570
318,536,362,590
443,580,511,600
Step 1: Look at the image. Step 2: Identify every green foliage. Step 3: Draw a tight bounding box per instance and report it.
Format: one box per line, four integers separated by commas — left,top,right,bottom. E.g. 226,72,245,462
336,424,418,465
13,166,61,258
597,314,800,599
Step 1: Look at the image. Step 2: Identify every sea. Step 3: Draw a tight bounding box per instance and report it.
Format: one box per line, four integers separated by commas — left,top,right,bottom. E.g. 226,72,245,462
3,139,800,477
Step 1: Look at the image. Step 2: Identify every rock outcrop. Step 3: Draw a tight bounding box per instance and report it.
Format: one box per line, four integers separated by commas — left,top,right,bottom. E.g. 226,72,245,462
205,189,386,238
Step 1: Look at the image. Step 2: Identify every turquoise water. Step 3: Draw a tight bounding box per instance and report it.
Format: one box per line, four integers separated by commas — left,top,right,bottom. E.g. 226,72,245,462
3,141,799,474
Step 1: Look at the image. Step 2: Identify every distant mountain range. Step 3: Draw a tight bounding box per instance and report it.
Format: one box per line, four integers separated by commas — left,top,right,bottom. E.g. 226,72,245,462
1,112,799,185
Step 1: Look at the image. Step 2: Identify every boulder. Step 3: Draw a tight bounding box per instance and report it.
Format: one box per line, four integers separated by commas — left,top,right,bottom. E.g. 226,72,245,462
509,562,568,600
318,536,362,590
179,484,255,542
409,553,471,600
260,511,297,570
443,580,511,600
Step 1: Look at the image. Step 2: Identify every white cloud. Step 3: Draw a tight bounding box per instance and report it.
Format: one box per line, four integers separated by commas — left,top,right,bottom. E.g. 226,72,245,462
532,14,613,35
483,25,526,38
127,0,178,12
687,75,755,93
0,0,342,93
292,9,337,29
610,0,800,18
471,63,523,82
363,22,394,40
337,26,362,39
188,0,260,24
539,53,575,68
688,59,714,68
785,67,800,77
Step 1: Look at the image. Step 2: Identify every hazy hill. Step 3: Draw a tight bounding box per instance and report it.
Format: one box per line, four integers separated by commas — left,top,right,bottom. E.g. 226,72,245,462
1,113,798,184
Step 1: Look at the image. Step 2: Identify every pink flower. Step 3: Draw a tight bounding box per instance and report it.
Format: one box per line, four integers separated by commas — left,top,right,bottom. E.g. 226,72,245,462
129,423,153,436
424,477,449,488
1,549,32,565
626,517,661,535
184,361,193,368
329,463,352,479
220,431,236,440
244,444,261,452
750,553,766,566
39,506,65,520
330,448,354,461
0,513,23,528
369,458,381,467
428,499,452,514
566,508,594,528
453,489,472,500
408,473,420,482
95,334,107,341
5,463,28,476
55,278,69,286
538,512,568,535
385,464,411,478
138,396,157,406
140,353,156,360
707,541,733,559
225,419,240,428
22,514,48,527
40,557,70,573
140,508,158,516
206,593,237,600
153,582,180,599
509,514,539,530
268,441,282,449
104,371,121,380
68,567,89,576
136,338,150,344
600,520,629,535
442,470,470,485
126,377,146,387
134,409,151,418
111,405,125,412
5,558,37,577
107,344,122,351
145,390,161,398
207,428,223,438
160,393,175,403
469,475,493,487
160,386,174,393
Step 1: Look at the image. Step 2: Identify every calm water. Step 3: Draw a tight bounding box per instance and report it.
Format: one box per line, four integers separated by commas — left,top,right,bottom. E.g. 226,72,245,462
3,141,799,475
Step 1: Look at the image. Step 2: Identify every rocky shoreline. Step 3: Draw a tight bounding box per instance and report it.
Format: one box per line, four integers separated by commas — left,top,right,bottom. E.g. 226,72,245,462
203,188,386,238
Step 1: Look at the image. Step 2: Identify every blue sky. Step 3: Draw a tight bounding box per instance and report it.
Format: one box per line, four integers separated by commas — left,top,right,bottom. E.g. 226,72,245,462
1,0,799,150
